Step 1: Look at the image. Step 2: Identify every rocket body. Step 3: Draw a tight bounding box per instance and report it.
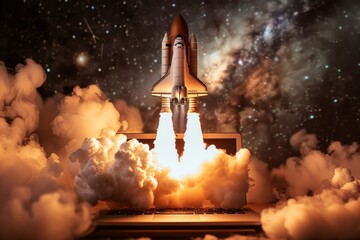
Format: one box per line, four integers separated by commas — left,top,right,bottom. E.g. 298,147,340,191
152,15,207,114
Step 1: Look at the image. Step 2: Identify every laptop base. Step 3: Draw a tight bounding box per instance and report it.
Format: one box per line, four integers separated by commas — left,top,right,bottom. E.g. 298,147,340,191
87,207,261,239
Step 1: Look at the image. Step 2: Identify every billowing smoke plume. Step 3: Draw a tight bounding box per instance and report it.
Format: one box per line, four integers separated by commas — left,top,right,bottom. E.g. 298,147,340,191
247,156,276,204
70,130,158,208
3,59,359,239
0,59,44,144
37,84,143,188
262,168,360,239
51,84,122,153
38,83,143,155
289,129,318,156
0,59,146,239
245,129,360,239
156,146,250,209
71,127,250,209
113,99,144,133
271,129,360,198
0,60,92,240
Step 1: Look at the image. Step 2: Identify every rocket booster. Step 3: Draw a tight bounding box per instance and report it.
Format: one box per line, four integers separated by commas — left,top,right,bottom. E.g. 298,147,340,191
151,15,207,113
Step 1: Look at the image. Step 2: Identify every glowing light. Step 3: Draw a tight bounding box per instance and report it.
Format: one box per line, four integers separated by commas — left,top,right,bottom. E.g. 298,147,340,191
153,112,215,180
177,113,210,179
153,112,179,171
76,53,88,66
181,113,206,159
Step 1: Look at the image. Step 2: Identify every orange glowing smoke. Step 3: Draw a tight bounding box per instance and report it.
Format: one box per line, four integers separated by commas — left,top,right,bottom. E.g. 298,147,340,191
69,110,250,209
152,112,250,208
0,60,92,240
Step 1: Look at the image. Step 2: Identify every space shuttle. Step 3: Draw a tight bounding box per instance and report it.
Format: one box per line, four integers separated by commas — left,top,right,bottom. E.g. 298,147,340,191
152,15,207,114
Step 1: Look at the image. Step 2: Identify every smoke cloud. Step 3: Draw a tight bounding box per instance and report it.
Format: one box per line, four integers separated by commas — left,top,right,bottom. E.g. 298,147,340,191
51,84,122,153
113,99,144,133
245,129,360,239
0,59,44,144
155,146,250,209
38,84,144,155
2,59,359,239
0,58,167,239
271,129,360,198
247,157,276,204
262,168,360,239
289,129,318,156
70,130,158,208
71,126,250,209
0,59,92,240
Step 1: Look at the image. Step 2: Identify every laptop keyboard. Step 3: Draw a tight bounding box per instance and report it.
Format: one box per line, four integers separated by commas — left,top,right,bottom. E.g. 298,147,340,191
106,208,245,215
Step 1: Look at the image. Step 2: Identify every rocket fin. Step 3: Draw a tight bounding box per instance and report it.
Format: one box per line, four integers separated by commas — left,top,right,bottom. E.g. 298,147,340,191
183,52,207,97
151,68,173,98
184,68,207,97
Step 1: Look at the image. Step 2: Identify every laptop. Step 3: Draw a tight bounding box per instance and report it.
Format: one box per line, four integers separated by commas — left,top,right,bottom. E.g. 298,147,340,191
89,133,261,238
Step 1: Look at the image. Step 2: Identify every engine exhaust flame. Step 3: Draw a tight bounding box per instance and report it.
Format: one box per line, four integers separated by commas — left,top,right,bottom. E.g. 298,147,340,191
153,112,179,171
178,112,209,178
154,112,216,179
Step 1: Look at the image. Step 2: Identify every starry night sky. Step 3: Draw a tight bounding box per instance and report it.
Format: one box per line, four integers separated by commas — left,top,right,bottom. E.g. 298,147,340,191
1,0,359,166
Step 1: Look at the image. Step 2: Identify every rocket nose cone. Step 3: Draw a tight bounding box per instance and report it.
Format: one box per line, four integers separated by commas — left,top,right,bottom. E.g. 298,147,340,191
170,14,189,42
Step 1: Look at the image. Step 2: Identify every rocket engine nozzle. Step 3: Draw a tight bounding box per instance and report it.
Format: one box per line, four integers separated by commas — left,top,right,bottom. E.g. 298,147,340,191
161,98,171,113
171,86,187,105
188,98,198,113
